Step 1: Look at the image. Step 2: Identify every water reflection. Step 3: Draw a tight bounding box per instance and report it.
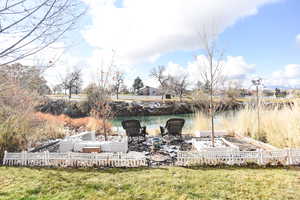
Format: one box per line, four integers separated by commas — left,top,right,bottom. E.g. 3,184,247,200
111,111,236,134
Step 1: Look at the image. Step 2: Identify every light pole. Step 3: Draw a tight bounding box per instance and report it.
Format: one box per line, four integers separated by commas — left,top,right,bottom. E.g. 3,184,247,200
251,78,262,134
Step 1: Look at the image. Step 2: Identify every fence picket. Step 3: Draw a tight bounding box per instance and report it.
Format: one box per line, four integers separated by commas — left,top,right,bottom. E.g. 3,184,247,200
3,149,300,167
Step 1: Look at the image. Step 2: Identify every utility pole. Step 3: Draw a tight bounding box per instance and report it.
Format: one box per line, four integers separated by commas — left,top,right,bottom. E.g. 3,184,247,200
251,78,262,134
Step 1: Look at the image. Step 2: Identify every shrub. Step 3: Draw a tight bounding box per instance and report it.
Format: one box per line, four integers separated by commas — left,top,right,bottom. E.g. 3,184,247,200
35,112,112,136
0,84,60,160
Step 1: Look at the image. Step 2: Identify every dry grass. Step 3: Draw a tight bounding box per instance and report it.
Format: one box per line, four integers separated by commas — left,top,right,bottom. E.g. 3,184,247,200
146,128,161,136
0,84,42,158
192,112,225,132
35,112,112,136
221,103,300,148
193,102,300,148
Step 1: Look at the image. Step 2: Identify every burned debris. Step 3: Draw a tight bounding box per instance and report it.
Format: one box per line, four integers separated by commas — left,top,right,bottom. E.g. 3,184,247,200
22,118,280,168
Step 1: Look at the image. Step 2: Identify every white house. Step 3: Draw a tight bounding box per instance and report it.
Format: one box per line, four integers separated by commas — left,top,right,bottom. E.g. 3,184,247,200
139,86,161,96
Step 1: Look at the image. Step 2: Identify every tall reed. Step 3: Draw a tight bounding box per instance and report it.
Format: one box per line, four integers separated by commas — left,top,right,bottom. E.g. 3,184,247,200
193,102,300,148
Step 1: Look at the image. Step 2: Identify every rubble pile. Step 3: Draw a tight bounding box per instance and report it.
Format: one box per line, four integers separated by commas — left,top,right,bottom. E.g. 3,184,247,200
128,136,193,166
28,131,269,167
30,140,60,152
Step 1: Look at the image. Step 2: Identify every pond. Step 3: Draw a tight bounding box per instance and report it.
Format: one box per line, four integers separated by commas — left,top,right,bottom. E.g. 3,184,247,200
111,111,236,134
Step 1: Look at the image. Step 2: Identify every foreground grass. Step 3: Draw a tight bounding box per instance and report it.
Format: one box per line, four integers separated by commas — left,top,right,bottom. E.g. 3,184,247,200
0,167,300,200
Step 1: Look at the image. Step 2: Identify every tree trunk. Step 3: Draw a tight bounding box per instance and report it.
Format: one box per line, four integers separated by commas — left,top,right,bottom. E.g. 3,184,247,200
179,90,183,102
104,118,107,141
256,85,260,134
69,87,72,100
209,56,215,147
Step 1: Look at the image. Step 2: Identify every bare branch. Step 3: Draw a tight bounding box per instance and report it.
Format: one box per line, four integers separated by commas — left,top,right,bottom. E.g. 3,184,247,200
0,0,87,65
150,65,171,99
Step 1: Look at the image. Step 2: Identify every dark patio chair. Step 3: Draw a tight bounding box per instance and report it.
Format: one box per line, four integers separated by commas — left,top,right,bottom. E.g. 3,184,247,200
160,118,185,138
122,120,147,143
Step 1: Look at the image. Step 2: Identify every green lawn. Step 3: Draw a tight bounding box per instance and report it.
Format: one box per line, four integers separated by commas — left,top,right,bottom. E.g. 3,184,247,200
0,166,299,200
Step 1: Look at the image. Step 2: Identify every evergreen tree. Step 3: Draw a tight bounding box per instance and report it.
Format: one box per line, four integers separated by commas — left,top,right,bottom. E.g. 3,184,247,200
133,77,144,93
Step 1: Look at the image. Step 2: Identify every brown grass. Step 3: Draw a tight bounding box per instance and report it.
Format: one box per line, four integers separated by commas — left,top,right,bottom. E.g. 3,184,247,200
35,112,112,135
193,102,300,148
221,103,300,148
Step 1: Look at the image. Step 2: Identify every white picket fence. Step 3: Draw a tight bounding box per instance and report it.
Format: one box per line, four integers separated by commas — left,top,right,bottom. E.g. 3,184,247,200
3,149,300,167
2,151,147,168
176,149,300,166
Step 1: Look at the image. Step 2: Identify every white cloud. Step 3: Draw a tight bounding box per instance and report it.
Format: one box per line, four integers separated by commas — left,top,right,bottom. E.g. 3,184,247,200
190,55,255,85
223,56,255,79
296,34,300,46
82,0,278,64
145,55,255,88
43,52,83,88
272,64,300,79
266,64,300,88
43,48,137,89
165,62,187,77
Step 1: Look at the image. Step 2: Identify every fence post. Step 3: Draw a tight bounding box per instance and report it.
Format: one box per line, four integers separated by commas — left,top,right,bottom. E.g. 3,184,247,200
287,148,293,165
21,151,25,166
44,151,48,166
43,151,46,166
259,149,264,165
24,151,28,166
68,152,71,167
3,151,7,165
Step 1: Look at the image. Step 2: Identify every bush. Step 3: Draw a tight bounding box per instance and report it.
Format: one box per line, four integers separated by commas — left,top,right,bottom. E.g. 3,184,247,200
0,84,64,160
35,112,112,136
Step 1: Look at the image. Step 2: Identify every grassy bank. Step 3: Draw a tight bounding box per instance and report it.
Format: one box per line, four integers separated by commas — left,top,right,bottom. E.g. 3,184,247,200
0,167,299,200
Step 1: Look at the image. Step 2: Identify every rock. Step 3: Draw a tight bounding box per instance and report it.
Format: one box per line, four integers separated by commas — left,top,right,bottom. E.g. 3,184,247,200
36,98,250,118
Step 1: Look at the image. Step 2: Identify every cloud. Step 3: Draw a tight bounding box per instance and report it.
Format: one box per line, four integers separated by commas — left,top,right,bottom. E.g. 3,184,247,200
265,64,300,88
43,52,84,88
145,55,255,88
82,0,278,64
296,34,300,46
272,64,300,79
223,56,255,79
43,48,137,88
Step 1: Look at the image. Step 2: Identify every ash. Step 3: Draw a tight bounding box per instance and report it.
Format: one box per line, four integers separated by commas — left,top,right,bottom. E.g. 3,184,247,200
128,136,193,166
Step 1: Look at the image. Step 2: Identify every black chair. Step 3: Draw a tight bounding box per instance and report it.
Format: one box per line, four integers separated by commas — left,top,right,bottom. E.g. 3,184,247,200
160,118,185,138
122,120,147,143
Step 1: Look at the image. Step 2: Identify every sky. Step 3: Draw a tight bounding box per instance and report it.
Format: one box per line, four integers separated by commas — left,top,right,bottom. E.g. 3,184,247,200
24,0,300,89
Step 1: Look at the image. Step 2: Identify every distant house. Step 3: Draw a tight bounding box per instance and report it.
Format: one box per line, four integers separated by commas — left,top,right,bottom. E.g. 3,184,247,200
139,86,161,96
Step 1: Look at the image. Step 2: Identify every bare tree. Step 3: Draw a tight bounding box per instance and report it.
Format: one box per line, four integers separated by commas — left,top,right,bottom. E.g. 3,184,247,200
0,63,51,94
0,0,86,66
88,84,114,141
195,81,203,91
113,70,124,100
150,65,170,100
198,31,224,147
120,84,130,94
225,80,242,100
52,84,62,94
60,78,68,95
73,72,82,95
170,74,189,102
87,52,116,140
60,68,82,99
